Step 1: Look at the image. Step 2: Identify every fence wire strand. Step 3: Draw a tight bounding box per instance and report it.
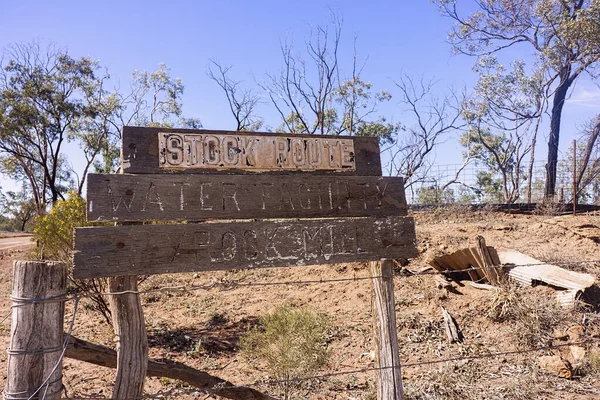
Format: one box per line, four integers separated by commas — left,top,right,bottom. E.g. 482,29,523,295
2,257,600,399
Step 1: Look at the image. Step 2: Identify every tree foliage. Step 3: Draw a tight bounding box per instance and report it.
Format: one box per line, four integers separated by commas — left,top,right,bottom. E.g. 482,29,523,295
460,57,545,202
437,0,600,197
0,42,104,211
0,43,201,210
0,186,36,231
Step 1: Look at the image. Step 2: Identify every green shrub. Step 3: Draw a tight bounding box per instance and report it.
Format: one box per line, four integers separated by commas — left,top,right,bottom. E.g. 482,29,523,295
33,192,111,323
240,303,329,399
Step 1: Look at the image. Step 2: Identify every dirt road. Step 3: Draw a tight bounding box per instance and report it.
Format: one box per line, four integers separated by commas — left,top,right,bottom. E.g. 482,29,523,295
0,236,33,251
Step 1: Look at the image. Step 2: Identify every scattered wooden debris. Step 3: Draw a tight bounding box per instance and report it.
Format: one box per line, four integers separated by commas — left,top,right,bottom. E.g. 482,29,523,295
440,306,463,344
435,275,453,290
466,281,498,291
429,237,597,306
429,235,503,284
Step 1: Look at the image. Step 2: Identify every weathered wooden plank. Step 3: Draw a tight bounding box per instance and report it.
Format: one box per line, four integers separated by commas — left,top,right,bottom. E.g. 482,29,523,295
122,126,382,175
86,174,407,221
73,216,417,278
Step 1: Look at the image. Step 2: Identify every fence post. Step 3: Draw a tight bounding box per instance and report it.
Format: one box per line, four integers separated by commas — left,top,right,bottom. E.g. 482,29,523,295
6,261,67,400
371,260,403,400
108,275,148,399
573,139,577,216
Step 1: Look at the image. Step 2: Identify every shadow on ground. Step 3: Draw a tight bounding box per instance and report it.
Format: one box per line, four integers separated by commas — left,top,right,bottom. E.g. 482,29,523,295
147,314,259,355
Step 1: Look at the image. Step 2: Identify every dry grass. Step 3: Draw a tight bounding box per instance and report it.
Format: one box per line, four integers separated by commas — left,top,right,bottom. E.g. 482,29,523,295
486,285,570,348
533,200,564,216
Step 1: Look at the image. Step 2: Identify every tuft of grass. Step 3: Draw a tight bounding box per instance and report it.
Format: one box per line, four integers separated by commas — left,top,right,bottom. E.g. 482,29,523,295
240,303,329,400
485,285,568,347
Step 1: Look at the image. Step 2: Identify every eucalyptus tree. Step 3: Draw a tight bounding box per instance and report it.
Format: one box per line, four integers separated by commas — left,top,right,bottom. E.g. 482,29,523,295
0,42,104,212
437,0,600,198
460,57,545,203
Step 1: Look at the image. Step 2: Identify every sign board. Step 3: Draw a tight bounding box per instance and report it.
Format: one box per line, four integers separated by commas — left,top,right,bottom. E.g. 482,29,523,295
73,216,417,278
73,126,417,279
122,126,382,175
86,174,407,221
159,132,356,172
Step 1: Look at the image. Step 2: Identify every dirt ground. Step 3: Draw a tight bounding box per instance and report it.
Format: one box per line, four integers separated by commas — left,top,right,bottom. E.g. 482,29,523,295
1,211,599,399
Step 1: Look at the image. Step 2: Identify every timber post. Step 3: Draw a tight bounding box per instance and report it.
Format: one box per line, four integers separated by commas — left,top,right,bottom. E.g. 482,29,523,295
72,126,418,399
371,260,403,400
108,275,148,399
5,261,67,400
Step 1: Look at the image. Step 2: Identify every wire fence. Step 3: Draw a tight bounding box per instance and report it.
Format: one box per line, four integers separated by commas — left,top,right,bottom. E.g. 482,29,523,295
3,258,600,399
405,159,599,205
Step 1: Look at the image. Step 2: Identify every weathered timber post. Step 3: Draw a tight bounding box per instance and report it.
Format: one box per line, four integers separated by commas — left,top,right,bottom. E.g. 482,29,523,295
6,261,67,400
573,139,577,216
108,275,148,399
371,260,403,400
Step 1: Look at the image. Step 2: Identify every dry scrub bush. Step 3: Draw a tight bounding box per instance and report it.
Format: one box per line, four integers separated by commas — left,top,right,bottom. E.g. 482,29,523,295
486,284,567,347
240,303,329,400
33,192,112,323
533,199,564,216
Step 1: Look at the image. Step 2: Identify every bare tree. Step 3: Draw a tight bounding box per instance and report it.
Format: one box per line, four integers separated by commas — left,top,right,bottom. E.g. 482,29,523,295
260,16,342,135
208,60,263,131
575,114,600,199
387,75,464,189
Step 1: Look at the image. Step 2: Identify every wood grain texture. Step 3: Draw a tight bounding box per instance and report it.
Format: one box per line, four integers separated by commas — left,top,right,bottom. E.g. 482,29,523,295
65,335,278,400
122,126,382,175
370,260,403,400
108,276,148,399
6,261,66,400
86,174,407,222
73,216,418,278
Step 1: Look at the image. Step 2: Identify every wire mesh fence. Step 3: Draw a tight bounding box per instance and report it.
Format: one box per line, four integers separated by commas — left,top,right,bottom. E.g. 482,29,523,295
404,159,599,206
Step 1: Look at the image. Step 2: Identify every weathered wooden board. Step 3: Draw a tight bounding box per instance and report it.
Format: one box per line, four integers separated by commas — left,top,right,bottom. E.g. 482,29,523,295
86,174,407,221
122,126,382,175
73,216,417,278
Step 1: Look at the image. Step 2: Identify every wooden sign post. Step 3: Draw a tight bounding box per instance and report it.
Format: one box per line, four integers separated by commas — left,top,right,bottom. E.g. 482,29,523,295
74,126,417,399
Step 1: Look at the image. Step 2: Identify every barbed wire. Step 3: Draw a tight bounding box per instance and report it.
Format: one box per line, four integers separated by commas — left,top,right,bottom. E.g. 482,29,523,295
0,258,597,312
1,257,599,399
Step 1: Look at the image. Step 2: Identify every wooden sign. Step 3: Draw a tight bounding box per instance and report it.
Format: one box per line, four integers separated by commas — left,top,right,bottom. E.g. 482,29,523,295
73,216,417,278
86,174,407,221
122,126,382,175
159,132,355,172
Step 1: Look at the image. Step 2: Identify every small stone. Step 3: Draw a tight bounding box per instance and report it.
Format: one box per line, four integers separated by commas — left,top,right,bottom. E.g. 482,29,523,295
569,345,586,368
567,325,585,342
553,329,568,340
539,355,573,379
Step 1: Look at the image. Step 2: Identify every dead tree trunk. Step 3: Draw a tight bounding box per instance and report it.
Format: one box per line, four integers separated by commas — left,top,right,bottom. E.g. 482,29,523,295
65,335,277,400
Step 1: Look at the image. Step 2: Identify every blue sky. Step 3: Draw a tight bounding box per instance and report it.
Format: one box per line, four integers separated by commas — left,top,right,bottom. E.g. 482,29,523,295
1,0,599,190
